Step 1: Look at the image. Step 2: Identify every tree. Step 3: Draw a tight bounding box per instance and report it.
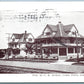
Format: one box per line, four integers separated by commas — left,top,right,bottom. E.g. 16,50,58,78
25,43,33,54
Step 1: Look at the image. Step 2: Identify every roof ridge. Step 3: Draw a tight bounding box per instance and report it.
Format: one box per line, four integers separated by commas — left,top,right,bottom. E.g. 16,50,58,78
47,24,56,26
47,23,74,26
63,24,74,26
13,33,29,34
13,33,31,35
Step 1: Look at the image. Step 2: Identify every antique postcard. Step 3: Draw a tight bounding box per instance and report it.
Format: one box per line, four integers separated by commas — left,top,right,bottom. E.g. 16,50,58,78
0,1,84,82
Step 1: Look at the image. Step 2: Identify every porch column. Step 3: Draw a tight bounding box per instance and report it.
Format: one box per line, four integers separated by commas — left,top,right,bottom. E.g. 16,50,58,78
73,47,75,54
41,48,44,59
66,47,68,56
66,47,68,59
42,49,44,54
58,47,59,56
80,48,81,57
73,47,75,58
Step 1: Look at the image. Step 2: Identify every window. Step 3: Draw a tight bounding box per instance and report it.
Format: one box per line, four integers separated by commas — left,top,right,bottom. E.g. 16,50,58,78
47,39,52,44
44,48,50,54
65,31,70,34
36,49,41,55
46,32,51,35
12,38,15,42
82,48,84,53
59,48,66,56
69,38,74,43
74,40,81,44
68,48,73,53
66,40,70,43
61,39,65,43
28,38,32,41
72,32,76,35
42,40,46,44
75,47,80,53
51,47,58,54
15,44,17,47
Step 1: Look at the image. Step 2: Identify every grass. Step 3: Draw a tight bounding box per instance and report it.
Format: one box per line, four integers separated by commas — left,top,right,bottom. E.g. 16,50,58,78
66,58,77,62
66,57,84,66
72,62,84,66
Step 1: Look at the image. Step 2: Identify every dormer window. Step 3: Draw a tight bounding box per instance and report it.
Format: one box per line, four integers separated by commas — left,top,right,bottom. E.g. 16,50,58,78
12,38,15,42
29,38,32,41
72,32,76,35
43,27,52,36
46,32,51,35
65,31,70,34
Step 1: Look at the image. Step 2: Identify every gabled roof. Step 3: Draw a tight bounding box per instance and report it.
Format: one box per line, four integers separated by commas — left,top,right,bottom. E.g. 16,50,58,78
47,24,58,32
63,24,74,32
45,23,74,32
12,34,23,39
10,32,34,43
37,22,83,39
12,33,30,39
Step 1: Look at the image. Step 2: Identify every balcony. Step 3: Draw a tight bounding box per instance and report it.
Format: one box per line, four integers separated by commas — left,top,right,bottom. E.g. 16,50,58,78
42,43,81,47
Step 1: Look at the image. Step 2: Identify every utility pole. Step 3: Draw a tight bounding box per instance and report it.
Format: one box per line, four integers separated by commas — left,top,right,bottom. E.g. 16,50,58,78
6,33,12,49
5,33,11,59
6,33,11,43
75,31,79,62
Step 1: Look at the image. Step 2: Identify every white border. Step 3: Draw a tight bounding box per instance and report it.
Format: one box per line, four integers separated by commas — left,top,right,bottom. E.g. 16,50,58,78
0,1,84,82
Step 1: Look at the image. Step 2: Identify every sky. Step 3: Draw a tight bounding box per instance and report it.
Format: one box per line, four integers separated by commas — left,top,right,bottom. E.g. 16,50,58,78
0,2,84,49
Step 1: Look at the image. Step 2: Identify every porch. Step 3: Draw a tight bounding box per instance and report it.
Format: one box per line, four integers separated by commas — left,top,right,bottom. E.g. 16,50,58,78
36,46,83,60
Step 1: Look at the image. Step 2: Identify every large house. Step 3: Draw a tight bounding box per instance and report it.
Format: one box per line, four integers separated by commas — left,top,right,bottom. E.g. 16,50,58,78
35,21,84,60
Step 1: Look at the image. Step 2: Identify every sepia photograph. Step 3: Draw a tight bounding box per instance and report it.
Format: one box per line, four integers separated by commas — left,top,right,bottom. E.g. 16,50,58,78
0,2,84,74
1,2,84,82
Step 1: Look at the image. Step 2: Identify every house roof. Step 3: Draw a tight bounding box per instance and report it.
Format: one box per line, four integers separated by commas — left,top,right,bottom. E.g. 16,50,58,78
12,33,30,39
12,34,23,39
10,32,34,43
63,24,74,32
37,22,84,39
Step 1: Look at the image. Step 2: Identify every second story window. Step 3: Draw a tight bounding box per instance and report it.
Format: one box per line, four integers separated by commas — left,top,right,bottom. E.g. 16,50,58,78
46,32,51,35
29,38,32,41
68,48,73,53
12,38,15,42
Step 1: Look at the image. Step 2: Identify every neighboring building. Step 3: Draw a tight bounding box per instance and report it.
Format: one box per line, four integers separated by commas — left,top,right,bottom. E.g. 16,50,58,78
8,31,34,49
35,22,84,60
5,31,35,59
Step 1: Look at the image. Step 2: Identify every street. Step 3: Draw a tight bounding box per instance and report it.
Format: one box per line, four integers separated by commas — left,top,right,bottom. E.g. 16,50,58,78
0,59,84,73
0,65,69,74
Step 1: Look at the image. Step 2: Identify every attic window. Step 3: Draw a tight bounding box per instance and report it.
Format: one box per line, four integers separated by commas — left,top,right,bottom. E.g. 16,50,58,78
12,38,15,42
46,32,51,35
65,31,70,34
29,38,32,41
72,32,76,35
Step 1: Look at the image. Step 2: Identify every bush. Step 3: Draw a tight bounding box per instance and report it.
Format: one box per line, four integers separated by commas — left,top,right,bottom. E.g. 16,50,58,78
0,51,5,58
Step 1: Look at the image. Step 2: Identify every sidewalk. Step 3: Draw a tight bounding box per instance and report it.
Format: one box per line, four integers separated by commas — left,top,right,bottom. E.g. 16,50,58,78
0,60,84,73
51,60,75,65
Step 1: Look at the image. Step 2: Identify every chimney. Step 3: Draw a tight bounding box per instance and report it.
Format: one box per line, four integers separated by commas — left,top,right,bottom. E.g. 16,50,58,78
25,30,27,35
58,21,61,24
58,21,62,37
